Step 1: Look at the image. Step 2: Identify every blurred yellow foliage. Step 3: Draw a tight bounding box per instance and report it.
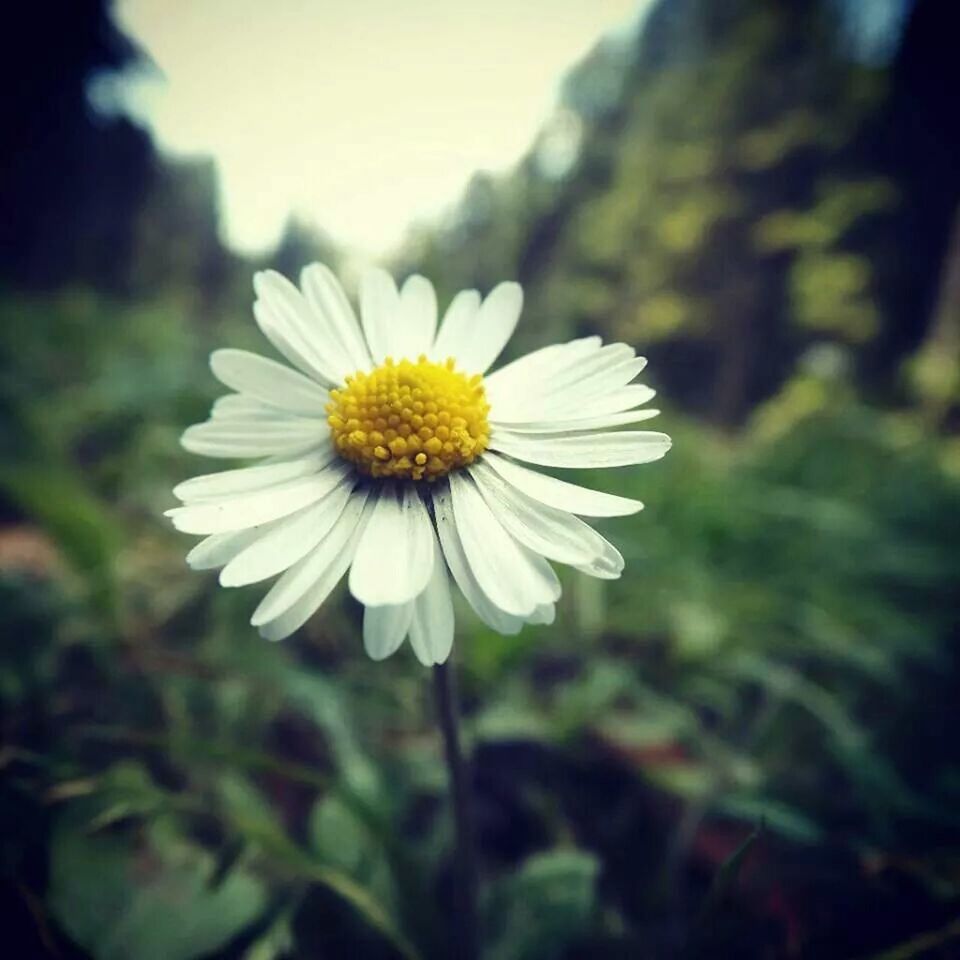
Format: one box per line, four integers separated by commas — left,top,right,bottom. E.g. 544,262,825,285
750,375,832,443
628,292,693,341
660,192,740,253
736,110,821,170
791,252,878,341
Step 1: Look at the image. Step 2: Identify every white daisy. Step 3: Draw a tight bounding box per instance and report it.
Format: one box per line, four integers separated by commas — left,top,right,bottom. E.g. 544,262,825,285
167,264,671,666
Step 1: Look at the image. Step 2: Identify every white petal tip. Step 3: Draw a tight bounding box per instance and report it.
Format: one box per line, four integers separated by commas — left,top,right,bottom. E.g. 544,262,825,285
165,511,192,531
365,646,400,662
409,643,451,667
348,582,389,608
252,270,286,299
579,566,622,581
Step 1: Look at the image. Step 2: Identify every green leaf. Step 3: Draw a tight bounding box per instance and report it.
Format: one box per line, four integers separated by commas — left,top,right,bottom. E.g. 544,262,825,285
484,848,600,960
48,804,268,960
864,917,960,960
291,869,422,960
716,794,822,844
688,822,764,951
0,463,122,612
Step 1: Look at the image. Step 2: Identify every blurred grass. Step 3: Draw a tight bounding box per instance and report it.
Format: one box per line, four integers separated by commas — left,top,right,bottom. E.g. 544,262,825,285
2,290,959,957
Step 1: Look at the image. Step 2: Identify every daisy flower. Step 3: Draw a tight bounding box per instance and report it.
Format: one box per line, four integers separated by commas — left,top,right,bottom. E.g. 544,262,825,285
167,265,671,665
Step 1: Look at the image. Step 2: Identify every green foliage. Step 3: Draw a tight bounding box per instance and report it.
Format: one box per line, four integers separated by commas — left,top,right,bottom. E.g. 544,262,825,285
49,800,268,960
483,850,600,960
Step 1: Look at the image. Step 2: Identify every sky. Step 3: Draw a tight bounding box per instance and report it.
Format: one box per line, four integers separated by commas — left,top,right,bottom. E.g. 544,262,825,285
112,0,645,257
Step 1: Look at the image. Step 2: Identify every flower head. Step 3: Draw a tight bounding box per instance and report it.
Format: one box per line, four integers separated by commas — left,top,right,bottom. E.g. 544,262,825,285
327,356,490,480
167,264,671,665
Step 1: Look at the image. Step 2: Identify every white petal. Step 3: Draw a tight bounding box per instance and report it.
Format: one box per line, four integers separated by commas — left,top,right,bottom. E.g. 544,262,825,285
219,478,355,586
546,341,635,380
166,465,349,534
482,451,644,517
489,430,672,469
359,267,400,364
484,337,602,402
433,484,526,635
253,271,345,384
300,262,372,373
528,603,556,626
252,298,332,384
180,418,327,459
491,408,660,434
456,282,523,374
252,489,370,631
185,527,267,570
489,351,647,424
524,546,562,601
395,275,437,359
446,471,556,617
549,343,638,386
469,461,604,565
573,555,623,580
430,289,480,362
211,394,285,421
408,538,455,666
189,413,324,434
348,485,434,607
363,602,415,661
209,349,330,416
549,383,656,421
173,450,334,503
256,545,354,640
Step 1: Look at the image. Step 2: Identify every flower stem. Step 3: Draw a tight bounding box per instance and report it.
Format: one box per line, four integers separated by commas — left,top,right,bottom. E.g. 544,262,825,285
432,661,480,960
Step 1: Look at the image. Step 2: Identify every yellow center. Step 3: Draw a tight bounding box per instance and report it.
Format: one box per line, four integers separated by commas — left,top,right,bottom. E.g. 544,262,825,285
326,356,491,482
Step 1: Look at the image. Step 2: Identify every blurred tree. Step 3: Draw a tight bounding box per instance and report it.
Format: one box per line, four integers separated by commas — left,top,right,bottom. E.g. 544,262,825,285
0,0,154,292
129,156,238,309
558,0,896,424
908,210,960,425
271,216,342,285
869,0,960,385
405,0,958,428
0,0,250,308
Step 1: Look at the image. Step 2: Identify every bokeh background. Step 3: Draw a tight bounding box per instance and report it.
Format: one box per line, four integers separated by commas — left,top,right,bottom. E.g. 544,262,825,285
2,1,960,957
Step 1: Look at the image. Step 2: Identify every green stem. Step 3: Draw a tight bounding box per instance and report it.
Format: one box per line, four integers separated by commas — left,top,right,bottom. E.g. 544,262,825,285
432,661,480,960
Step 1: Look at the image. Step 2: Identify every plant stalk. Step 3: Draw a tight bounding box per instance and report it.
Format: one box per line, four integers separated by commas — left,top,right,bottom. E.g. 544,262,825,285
432,661,480,960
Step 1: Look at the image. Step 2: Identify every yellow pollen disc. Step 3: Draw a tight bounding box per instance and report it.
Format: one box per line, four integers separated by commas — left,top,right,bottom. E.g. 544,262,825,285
326,355,491,482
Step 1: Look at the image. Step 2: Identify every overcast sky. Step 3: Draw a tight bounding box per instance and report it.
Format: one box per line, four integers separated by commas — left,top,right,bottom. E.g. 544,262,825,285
113,0,645,256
